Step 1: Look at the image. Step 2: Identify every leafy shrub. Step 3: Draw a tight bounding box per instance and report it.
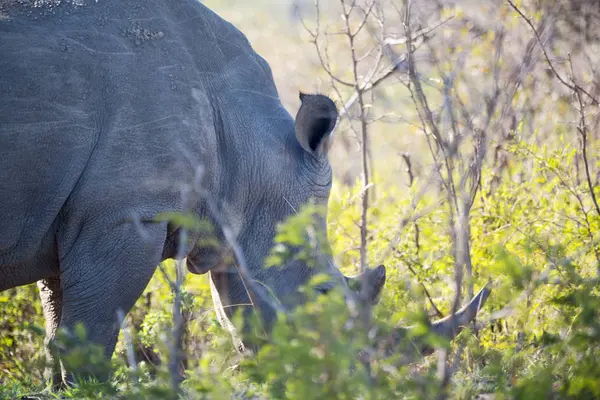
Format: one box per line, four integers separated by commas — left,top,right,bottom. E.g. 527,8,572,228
2,137,598,399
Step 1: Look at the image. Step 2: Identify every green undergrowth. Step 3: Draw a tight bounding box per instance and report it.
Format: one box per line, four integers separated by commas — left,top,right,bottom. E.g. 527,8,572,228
1,139,599,399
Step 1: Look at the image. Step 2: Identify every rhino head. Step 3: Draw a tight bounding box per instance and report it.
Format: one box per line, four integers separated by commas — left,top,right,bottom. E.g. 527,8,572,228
186,92,490,354
192,92,347,330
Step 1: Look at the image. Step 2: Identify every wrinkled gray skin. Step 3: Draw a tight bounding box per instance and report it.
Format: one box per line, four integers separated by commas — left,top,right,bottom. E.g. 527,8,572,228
0,0,489,388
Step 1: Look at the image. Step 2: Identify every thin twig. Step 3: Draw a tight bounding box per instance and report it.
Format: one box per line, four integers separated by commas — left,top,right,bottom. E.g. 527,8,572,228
395,250,444,318
568,56,600,218
401,153,420,254
116,309,137,376
169,184,191,394
506,0,598,106
340,1,371,276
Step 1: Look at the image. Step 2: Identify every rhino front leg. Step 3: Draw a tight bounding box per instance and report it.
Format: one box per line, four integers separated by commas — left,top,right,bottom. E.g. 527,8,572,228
56,221,167,384
37,276,64,390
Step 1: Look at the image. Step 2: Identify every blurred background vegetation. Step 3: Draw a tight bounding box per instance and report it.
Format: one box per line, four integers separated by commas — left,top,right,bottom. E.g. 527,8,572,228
2,0,600,398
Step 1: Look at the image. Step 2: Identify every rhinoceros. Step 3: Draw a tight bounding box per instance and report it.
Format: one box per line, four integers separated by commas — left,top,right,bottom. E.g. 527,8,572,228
0,0,490,387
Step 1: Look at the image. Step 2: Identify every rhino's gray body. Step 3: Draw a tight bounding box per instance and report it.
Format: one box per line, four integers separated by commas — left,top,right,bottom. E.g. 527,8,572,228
1,0,312,285
1,0,343,382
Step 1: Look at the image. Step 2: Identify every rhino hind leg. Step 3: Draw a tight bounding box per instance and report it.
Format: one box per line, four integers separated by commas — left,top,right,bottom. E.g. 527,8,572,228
37,277,65,390
55,222,167,384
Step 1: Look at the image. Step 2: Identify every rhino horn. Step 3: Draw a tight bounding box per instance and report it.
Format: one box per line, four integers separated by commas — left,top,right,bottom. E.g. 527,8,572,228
376,284,491,357
429,284,491,340
344,264,386,305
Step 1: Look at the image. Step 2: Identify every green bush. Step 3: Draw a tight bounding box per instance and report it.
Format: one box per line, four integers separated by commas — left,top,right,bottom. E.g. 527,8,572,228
1,138,599,399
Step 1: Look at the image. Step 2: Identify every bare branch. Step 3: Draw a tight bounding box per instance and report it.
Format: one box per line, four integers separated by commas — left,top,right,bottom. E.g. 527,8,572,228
337,0,372,277
384,16,454,45
569,55,600,218
351,0,376,38
395,250,445,319
169,181,192,394
506,0,599,106
116,309,137,376
299,0,355,88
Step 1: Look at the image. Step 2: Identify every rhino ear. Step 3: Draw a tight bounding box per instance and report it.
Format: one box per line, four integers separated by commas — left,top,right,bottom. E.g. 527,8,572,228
295,92,338,155
345,264,387,305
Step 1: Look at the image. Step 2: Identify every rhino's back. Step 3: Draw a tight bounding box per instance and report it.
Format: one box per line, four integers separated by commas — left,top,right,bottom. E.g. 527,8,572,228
0,0,284,265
